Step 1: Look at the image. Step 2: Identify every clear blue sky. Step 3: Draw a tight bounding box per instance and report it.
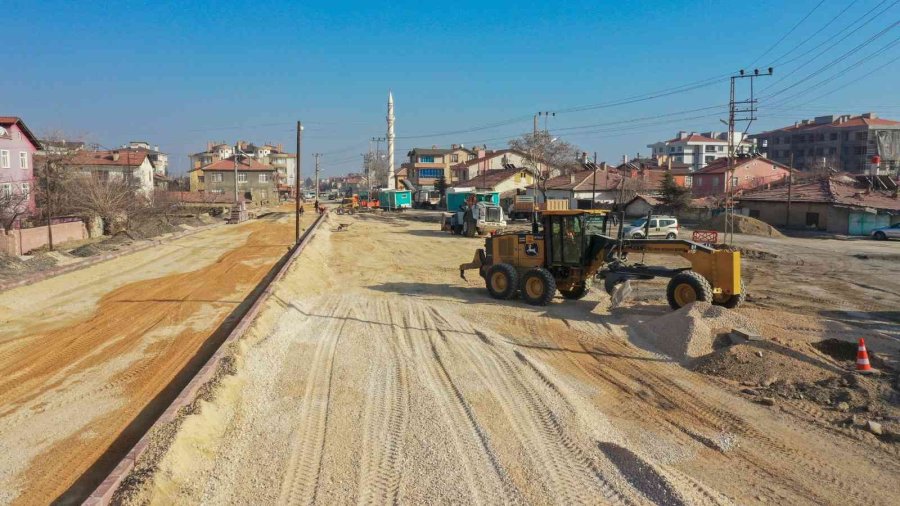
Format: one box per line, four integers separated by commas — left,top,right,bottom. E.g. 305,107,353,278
6,0,899,176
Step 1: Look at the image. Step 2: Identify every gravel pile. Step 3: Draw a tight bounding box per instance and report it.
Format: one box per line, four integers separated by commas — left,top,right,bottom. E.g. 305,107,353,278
704,214,784,238
635,302,757,364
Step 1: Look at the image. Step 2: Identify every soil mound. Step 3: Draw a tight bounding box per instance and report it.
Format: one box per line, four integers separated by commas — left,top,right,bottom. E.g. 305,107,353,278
703,214,784,238
694,342,837,386
634,302,757,364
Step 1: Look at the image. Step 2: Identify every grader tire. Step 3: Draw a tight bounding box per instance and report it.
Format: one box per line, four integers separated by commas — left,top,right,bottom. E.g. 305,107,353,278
666,271,713,310
486,263,518,300
520,268,557,306
713,279,746,309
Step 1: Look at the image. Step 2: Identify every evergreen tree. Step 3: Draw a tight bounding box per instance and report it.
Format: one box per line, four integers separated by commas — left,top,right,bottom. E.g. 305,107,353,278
435,173,448,195
660,172,691,213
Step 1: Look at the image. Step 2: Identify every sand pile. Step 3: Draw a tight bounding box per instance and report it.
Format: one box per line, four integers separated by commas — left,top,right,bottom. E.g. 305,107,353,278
704,214,784,238
634,302,757,364
694,342,837,386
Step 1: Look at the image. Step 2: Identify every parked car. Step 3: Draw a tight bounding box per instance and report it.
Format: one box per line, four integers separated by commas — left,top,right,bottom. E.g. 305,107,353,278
625,216,679,239
870,223,900,240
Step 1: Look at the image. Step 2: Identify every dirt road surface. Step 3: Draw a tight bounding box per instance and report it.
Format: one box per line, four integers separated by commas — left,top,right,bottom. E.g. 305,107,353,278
123,213,899,505
0,209,313,505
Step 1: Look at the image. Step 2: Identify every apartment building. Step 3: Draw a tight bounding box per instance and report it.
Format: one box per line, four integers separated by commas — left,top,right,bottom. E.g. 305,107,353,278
189,141,296,186
753,113,900,175
118,141,169,176
647,131,752,172
189,155,277,204
405,144,476,188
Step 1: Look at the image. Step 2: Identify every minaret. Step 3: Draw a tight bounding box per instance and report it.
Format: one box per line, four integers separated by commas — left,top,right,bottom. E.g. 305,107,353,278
386,91,395,189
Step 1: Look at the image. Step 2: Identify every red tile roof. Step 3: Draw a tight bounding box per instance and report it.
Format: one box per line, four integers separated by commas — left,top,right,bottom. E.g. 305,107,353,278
545,168,625,191
454,166,533,189
739,178,900,211
695,156,790,174
65,150,150,167
759,114,900,134
663,133,726,144
199,156,274,172
0,116,41,148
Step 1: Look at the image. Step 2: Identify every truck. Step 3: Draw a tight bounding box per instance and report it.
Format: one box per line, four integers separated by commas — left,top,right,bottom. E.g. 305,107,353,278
445,189,500,211
378,189,413,211
442,193,506,237
508,195,569,219
414,189,442,209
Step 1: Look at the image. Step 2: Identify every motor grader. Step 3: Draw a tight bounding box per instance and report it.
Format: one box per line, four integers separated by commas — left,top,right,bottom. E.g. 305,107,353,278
459,210,744,310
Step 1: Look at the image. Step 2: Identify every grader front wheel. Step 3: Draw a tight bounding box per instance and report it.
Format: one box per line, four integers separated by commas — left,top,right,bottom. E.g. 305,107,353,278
520,268,557,306
486,263,518,300
666,271,713,310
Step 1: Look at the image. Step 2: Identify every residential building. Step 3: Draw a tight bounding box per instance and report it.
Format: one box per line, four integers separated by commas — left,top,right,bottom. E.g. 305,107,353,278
738,175,900,235
528,167,627,209
453,166,536,196
190,155,277,204
118,141,169,176
623,194,664,218
691,156,791,197
405,144,476,188
0,117,40,227
647,131,752,171
38,139,85,155
63,150,156,195
752,113,900,175
450,149,533,182
614,157,693,188
189,141,296,186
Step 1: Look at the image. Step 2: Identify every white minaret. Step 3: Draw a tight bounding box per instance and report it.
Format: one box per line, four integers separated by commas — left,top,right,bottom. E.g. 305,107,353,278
387,91,395,189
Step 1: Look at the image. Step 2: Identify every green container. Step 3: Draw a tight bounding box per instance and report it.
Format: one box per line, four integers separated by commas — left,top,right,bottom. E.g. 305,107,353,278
446,191,499,211
379,190,412,210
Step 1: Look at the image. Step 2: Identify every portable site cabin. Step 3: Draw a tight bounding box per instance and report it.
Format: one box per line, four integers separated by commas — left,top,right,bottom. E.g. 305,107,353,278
445,189,500,211
378,189,412,210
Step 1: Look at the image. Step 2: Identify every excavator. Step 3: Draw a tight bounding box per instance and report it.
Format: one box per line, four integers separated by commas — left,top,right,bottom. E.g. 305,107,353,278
459,210,745,310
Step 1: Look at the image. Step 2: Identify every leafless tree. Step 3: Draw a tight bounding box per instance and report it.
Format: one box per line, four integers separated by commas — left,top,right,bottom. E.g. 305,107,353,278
509,131,582,177
0,186,32,232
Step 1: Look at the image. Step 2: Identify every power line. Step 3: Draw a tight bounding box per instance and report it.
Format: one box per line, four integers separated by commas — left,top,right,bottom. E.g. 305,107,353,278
769,0,861,66
750,0,827,66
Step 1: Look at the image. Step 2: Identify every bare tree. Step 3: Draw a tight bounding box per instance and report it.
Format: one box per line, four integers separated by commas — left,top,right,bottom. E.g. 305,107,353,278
0,186,32,232
509,131,582,177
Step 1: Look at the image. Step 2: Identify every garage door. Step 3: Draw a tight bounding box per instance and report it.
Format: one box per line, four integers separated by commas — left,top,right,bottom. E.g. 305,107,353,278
848,212,890,235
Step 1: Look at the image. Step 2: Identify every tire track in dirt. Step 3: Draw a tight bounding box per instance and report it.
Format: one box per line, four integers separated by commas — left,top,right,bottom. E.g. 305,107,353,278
277,296,347,505
355,298,409,505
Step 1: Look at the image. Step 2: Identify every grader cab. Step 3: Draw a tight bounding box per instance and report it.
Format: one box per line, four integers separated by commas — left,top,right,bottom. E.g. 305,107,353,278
459,210,744,310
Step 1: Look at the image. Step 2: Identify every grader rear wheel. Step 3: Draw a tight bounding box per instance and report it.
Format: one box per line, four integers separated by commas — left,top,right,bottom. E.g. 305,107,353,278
485,263,518,300
520,268,557,306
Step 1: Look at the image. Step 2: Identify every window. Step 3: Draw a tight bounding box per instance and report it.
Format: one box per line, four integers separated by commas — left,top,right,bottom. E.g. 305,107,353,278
450,154,459,162
718,145,724,152
712,176,720,187
1,183,10,197
198,175,205,183
830,133,838,141
855,131,867,141
419,155,435,163
467,154,475,161
259,174,269,183
731,176,739,187
684,175,692,188
705,145,716,153
828,147,836,155
210,173,223,182
0,150,9,168
237,173,247,183
21,183,30,196
705,155,715,163
418,168,443,178
19,152,28,169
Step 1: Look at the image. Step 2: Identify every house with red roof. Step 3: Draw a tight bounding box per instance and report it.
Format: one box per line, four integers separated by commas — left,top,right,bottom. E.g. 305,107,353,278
62,149,156,195
0,117,40,228
527,167,628,209
189,155,277,204
752,112,900,175
691,156,791,197
738,175,900,235
647,131,753,172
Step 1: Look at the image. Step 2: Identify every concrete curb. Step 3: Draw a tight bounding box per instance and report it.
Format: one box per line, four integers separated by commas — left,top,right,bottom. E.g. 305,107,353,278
82,212,327,505
0,222,224,293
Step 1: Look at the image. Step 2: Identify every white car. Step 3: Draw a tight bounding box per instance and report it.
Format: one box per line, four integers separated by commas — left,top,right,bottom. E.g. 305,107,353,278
870,223,900,240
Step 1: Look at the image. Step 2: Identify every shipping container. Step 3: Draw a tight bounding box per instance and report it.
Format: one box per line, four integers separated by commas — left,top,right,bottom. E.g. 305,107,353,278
378,189,412,210
445,190,500,211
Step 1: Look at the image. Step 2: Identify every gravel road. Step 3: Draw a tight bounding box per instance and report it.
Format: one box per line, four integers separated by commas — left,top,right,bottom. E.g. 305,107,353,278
123,213,899,505
0,210,314,505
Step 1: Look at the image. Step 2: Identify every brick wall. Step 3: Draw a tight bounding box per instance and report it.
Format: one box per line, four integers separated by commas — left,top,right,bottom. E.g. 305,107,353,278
0,221,88,256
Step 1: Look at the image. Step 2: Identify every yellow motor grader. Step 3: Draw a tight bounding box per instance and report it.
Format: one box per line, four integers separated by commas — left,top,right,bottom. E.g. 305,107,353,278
459,210,744,310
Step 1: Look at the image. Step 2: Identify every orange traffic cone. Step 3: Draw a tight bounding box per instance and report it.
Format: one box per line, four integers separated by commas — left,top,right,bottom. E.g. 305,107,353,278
856,338,874,375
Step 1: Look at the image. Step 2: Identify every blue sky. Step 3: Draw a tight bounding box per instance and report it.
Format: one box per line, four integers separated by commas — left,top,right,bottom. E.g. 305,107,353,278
6,0,899,176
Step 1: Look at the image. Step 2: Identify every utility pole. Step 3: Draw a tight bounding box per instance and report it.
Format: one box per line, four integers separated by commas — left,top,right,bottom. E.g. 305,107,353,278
786,152,793,228
233,142,239,207
725,67,773,244
313,153,322,208
295,121,303,243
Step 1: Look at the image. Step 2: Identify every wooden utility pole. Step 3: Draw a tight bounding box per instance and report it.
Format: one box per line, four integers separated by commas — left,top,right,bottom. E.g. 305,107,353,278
295,121,303,243
46,161,54,251
786,152,793,228
313,153,322,206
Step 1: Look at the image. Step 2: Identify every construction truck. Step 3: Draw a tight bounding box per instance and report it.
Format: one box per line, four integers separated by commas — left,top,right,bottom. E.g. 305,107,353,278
442,196,507,237
414,189,442,209
459,209,744,310
507,195,569,219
